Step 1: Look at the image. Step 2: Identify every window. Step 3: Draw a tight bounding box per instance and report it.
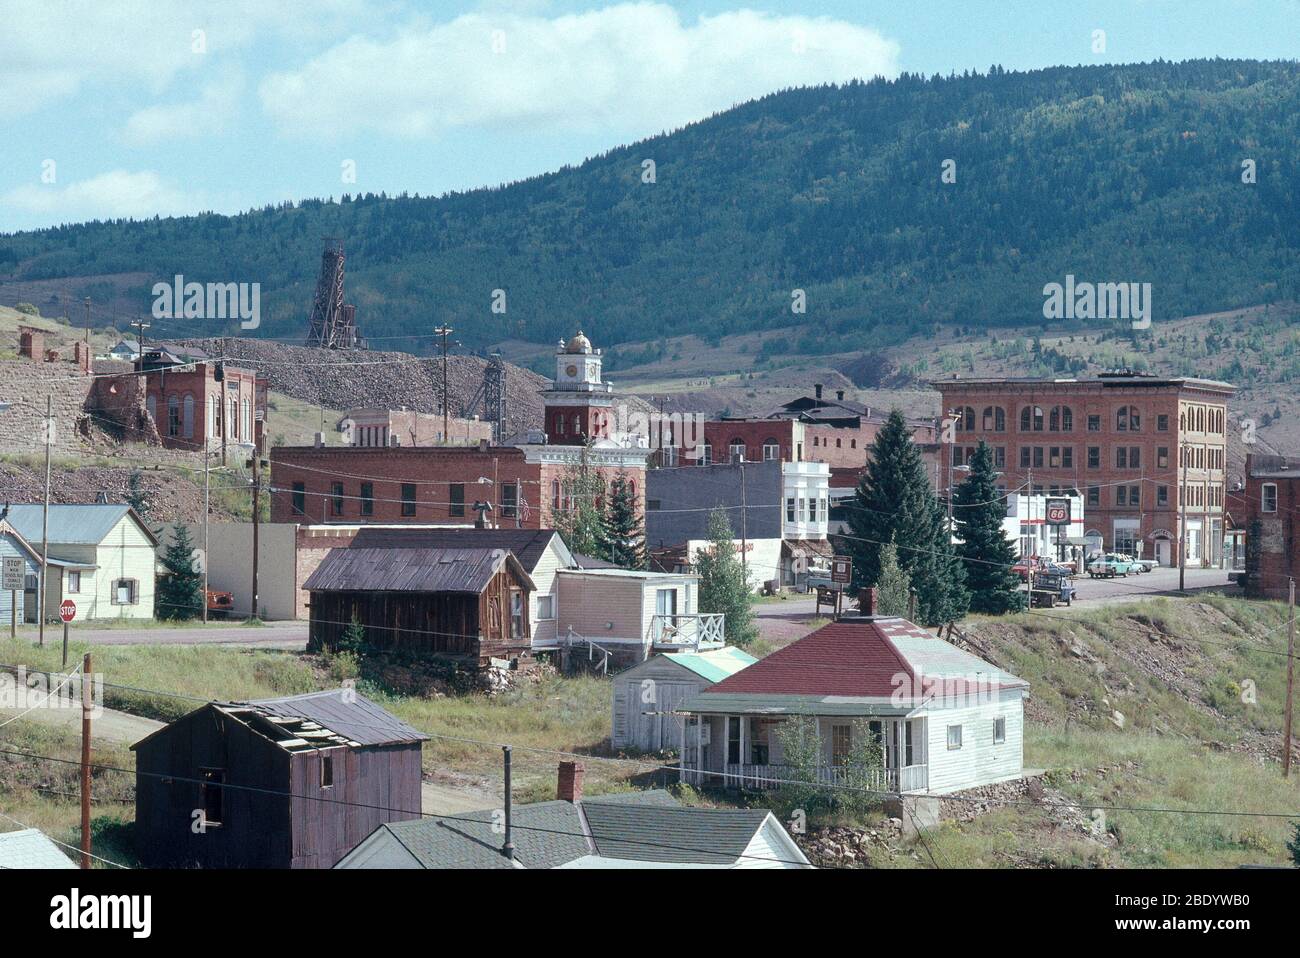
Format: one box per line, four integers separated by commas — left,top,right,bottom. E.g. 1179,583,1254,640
360,483,374,517
1157,485,1169,506
201,768,224,826
749,717,769,766
1019,447,1031,468
832,724,852,765
1087,414,1101,432
442,482,465,518
1117,406,1140,432
66,571,81,593
1033,447,1044,468
1020,406,1044,432
1263,483,1278,513
763,439,780,461
320,755,334,789
167,395,180,437
501,483,518,519
112,578,137,604
727,717,741,765
401,483,417,517
982,406,1005,432
510,589,524,637
1087,446,1100,469
1049,405,1072,432
698,444,712,466
955,407,975,432
1157,414,1169,432
537,594,555,619
993,717,1006,744
729,439,746,463
993,446,1005,468
786,497,796,523
946,724,963,750
183,394,194,439
1157,447,1169,469
291,482,306,516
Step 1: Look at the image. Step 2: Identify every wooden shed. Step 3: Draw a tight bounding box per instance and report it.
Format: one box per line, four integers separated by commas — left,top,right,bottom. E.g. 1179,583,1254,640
131,689,426,869
612,647,756,751
303,545,535,665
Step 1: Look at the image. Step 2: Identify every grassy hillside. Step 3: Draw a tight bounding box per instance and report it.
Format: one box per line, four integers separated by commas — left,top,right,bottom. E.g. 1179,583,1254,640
2,594,1297,866
3,60,1299,355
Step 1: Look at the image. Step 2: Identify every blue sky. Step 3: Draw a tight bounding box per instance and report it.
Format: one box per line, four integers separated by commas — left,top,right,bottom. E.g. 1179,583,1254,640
1,0,1296,232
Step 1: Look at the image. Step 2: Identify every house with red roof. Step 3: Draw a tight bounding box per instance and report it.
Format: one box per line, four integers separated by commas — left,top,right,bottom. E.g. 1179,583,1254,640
677,612,1028,796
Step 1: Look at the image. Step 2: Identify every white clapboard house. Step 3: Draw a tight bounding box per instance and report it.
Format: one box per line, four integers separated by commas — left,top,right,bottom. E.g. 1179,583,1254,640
612,647,757,751
678,612,1028,795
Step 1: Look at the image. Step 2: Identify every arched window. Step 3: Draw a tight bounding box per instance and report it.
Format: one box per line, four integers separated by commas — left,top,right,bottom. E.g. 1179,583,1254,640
229,398,238,440
762,438,780,461
572,414,581,436
1049,405,1072,432
1020,406,1044,432
955,406,975,432
146,393,157,429
982,406,1005,432
182,393,194,439
1116,406,1140,432
552,479,561,511
166,395,180,437
241,398,251,441
729,439,746,463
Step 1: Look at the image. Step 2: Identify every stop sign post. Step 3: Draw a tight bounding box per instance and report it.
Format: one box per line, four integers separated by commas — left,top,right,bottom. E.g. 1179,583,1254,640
59,600,76,668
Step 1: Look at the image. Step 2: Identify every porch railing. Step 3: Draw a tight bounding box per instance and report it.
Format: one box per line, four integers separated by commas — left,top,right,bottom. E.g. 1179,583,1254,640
649,613,725,650
706,762,928,793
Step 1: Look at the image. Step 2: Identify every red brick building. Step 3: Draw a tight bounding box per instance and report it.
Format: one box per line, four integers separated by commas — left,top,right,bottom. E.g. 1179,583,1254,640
934,373,1235,566
270,332,649,527
1240,453,1300,600
139,344,265,453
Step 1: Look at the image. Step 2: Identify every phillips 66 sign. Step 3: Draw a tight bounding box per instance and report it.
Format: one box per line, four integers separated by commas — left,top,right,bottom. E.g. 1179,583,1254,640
1045,498,1071,526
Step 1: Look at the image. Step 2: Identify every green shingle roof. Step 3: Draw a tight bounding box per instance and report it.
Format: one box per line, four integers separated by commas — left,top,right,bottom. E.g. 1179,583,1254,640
662,647,757,683
384,801,590,869
582,800,773,865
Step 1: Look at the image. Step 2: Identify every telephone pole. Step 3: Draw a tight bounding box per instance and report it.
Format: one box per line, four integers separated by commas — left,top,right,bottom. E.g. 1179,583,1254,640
38,395,52,647
202,441,211,624
80,651,92,869
1285,578,1296,778
83,297,91,344
130,317,150,357
434,324,453,442
250,448,262,621
739,459,748,583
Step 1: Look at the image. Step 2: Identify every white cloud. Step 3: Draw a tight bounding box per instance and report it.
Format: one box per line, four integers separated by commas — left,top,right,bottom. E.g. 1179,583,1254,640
259,3,901,140
1,170,209,222
0,0,375,118
122,74,245,146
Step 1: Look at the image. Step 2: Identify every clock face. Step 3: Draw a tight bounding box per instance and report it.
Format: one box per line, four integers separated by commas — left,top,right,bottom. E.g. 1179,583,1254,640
566,364,578,377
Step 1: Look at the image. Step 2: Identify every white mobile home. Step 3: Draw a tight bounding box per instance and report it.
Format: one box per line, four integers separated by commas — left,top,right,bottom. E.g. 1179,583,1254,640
679,613,1028,796
554,568,724,669
612,647,756,751
5,505,157,622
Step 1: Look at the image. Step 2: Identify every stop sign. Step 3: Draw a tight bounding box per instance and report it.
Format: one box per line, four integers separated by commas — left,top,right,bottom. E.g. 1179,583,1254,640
59,599,76,623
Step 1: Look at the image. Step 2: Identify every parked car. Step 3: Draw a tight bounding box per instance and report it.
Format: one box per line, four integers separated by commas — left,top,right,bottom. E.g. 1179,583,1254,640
206,589,235,619
1087,554,1136,578
1129,558,1159,573
1029,571,1076,607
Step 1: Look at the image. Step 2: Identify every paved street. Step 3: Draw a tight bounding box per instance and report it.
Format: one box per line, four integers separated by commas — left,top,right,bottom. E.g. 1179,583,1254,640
1065,566,1232,606
11,620,308,650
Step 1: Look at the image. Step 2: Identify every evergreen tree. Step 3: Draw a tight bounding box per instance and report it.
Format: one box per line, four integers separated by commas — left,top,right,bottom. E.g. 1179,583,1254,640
548,444,610,559
125,469,151,523
156,523,204,621
605,471,645,569
844,408,968,626
694,508,757,646
874,539,912,617
953,441,1026,615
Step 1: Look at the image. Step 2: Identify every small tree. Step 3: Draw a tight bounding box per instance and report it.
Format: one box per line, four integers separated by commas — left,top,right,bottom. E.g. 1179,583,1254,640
774,715,825,816
337,614,367,654
694,507,756,646
605,471,645,569
874,540,912,617
549,444,610,559
125,469,152,524
156,523,203,621
838,720,887,819
953,441,1026,615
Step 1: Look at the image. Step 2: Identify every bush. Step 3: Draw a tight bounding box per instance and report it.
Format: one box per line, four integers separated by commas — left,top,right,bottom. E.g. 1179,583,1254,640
15,302,39,316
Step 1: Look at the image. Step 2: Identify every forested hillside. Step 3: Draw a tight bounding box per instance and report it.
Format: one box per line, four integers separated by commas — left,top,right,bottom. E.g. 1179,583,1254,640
3,59,1299,354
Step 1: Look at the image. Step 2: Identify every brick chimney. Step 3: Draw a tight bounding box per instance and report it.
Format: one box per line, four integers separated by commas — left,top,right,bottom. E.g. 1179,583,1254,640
557,760,585,803
813,383,823,400
858,587,878,616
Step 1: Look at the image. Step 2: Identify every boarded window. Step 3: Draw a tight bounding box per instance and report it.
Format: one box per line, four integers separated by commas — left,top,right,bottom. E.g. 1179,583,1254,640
292,482,306,516
501,483,518,519
360,483,374,516
450,483,465,517
320,755,334,789
201,768,224,825
401,483,417,517
331,482,344,516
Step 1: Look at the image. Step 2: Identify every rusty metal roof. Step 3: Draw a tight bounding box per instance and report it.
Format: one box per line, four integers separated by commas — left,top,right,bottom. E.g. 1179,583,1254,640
242,689,428,747
346,526,569,573
303,545,534,594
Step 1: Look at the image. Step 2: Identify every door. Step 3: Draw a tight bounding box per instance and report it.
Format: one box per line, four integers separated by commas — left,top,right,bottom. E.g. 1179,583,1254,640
1155,539,1171,566
654,588,678,641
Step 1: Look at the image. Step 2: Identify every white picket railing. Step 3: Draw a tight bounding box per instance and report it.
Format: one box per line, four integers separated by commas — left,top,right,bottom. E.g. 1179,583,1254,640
649,613,725,650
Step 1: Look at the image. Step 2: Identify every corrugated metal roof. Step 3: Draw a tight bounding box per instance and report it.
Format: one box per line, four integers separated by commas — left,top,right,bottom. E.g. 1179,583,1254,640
4,504,146,546
303,546,532,594
243,689,428,747
662,647,757,683
347,527,568,574
0,828,76,869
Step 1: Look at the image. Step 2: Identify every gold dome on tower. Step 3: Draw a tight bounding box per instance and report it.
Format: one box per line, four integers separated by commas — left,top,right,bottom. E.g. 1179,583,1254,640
564,330,593,354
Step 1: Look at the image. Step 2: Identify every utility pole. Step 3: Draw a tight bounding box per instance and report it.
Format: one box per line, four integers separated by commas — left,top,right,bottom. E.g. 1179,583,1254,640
80,651,92,869
250,447,261,621
38,395,52,647
130,317,150,358
739,459,748,583
202,441,211,624
434,324,453,443
83,297,91,344
502,745,515,862
1285,578,1296,778
1178,439,1186,593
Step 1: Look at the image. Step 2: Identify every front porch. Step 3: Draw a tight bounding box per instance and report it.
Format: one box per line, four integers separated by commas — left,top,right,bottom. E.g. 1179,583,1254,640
680,713,930,795
649,612,725,651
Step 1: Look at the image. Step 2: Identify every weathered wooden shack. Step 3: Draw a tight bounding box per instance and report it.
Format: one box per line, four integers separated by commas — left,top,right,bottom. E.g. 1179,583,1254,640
132,689,426,869
303,545,534,665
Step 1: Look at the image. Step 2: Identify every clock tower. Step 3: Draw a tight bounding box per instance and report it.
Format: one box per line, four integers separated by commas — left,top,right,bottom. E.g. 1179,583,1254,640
543,330,616,444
